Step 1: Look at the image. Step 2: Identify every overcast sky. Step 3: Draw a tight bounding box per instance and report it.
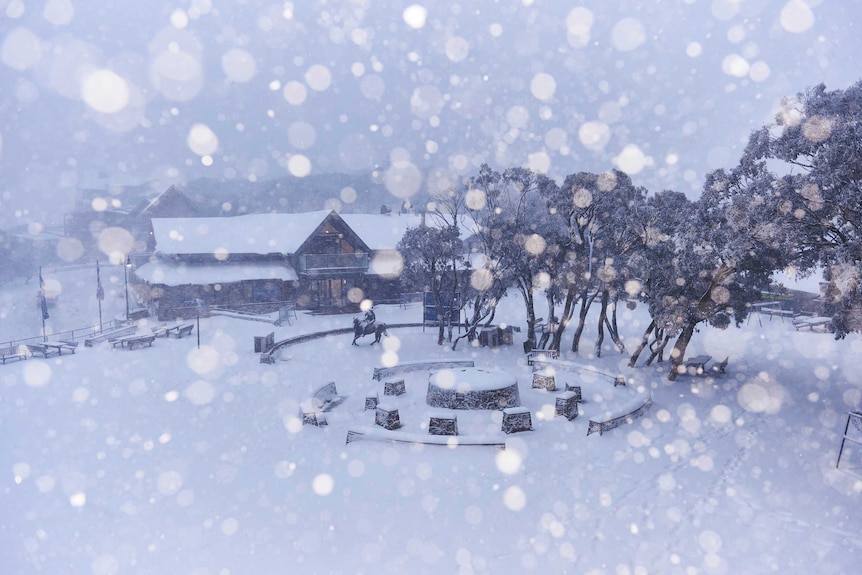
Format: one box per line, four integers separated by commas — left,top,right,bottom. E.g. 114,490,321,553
1,0,860,228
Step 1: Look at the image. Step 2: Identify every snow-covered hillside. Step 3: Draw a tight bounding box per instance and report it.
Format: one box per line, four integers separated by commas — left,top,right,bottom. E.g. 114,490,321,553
1,265,861,574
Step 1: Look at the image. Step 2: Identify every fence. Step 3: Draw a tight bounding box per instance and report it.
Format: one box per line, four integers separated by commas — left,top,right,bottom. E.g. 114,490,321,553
1,318,126,349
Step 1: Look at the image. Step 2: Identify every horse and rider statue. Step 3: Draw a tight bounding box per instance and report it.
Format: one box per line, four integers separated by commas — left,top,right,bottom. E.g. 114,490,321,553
352,307,387,345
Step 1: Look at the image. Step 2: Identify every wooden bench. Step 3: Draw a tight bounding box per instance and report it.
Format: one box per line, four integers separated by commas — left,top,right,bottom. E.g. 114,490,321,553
372,359,474,381
26,343,61,358
0,346,28,364
168,323,195,338
310,381,346,411
84,325,137,347
588,395,653,436
527,348,559,366
793,316,832,332
111,334,156,350
345,427,505,448
708,356,729,375
56,340,79,354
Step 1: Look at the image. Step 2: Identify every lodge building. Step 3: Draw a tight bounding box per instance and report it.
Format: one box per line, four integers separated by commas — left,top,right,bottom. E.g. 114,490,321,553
133,210,425,319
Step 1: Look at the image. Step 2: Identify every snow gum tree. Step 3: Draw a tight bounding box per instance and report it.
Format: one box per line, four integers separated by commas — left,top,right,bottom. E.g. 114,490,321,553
465,165,563,351
739,81,862,337
627,190,693,368
544,170,648,356
426,185,509,350
397,223,465,346
661,165,790,381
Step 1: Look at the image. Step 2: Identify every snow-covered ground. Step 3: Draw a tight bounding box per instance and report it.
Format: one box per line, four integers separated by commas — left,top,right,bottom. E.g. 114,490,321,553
2,265,862,574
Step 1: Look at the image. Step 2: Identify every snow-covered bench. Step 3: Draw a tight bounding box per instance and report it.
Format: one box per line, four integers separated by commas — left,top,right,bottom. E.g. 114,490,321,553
526,348,558,366
0,346,28,364
84,325,136,347
345,426,505,448
310,381,346,411
792,316,832,332
111,334,156,350
372,359,474,381
587,391,653,436
529,357,626,387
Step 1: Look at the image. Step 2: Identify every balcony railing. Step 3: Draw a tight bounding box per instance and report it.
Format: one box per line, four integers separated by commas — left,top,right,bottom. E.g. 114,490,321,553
298,253,369,274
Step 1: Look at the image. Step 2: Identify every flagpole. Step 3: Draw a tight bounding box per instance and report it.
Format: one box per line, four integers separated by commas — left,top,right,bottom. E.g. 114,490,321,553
96,260,104,331
39,266,48,341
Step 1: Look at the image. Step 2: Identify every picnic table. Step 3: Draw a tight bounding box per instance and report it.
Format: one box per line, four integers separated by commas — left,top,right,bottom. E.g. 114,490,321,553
111,334,156,350
27,341,78,358
154,323,195,338
683,354,712,375
792,316,832,332
84,325,137,347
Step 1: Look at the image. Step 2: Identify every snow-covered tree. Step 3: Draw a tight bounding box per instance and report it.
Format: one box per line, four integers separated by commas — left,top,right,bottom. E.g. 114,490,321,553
398,223,465,346
739,81,862,337
465,165,563,351
627,190,693,368
659,166,789,380
544,170,647,356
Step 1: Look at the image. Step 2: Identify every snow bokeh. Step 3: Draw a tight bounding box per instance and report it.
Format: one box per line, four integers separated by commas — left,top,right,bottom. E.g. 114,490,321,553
1,1,862,572
2,1,860,224
0,266,860,573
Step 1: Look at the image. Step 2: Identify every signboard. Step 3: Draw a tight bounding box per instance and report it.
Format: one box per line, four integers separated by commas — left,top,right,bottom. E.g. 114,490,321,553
423,291,460,325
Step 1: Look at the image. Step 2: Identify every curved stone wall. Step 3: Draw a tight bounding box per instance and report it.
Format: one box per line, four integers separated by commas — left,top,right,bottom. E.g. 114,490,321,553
426,368,520,410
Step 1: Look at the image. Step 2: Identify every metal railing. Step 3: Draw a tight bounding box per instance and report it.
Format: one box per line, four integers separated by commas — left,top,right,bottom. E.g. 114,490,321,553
298,253,368,273
1,319,126,350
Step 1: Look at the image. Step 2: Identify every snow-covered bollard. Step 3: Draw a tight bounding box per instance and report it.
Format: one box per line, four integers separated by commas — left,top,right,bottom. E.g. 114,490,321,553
532,369,556,391
375,403,402,430
428,413,458,436
555,391,579,421
384,379,406,396
564,382,583,403
300,400,327,427
502,406,533,434
364,392,379,411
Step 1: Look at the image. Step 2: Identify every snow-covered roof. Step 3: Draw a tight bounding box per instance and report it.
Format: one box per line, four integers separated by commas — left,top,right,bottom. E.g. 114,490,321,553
135,260,298,286
151,211,331,255
339,213,424,250
340,212,480,250
151,210,479,257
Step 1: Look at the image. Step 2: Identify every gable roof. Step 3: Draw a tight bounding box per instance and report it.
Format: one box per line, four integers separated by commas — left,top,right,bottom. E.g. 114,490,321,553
129,185,199,218
151,210,332,255
338,213,424,250
150,210,477,257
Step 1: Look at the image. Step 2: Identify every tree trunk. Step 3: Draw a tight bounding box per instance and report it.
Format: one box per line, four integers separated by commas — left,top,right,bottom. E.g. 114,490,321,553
551,284,577,352
628,320,655,367
667,320,697,381
594,290,609,357
608,300,626,353
645,330,670,366
570,289,596,353
518,280,539,351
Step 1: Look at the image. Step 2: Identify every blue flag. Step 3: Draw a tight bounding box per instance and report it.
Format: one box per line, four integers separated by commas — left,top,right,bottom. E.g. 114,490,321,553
96,260,105,301
39,268,49,321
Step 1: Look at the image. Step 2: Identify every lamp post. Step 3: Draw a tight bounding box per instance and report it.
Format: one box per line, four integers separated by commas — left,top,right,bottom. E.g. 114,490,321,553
124,255,131,321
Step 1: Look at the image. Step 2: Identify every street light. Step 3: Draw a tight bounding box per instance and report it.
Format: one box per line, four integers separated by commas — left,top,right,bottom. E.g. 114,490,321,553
124,255,131,321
